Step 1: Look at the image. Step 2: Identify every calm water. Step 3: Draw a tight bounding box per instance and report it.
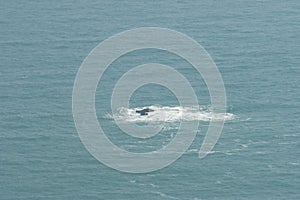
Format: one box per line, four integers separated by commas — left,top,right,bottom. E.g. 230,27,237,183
1,0,299,199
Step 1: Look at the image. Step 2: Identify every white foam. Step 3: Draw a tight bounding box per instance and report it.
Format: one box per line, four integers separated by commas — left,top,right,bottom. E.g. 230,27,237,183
107,105,235,123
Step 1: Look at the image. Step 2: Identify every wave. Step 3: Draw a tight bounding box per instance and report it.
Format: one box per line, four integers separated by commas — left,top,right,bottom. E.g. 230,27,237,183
105,105,235,123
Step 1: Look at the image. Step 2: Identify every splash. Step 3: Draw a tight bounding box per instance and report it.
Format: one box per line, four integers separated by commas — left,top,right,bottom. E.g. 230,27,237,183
106,105,235,123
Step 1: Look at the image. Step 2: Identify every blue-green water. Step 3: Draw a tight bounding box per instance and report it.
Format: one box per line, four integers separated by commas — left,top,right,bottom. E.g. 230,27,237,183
1,0,299,199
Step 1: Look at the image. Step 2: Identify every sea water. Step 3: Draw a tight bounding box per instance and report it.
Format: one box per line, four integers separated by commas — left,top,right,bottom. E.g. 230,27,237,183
1,0,299,199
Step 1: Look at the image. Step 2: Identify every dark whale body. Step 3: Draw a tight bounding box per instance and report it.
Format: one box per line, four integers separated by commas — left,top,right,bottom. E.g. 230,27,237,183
136,108,154,116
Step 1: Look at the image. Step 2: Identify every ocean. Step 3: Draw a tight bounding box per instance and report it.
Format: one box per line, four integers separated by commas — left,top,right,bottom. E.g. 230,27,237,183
1,0,299,199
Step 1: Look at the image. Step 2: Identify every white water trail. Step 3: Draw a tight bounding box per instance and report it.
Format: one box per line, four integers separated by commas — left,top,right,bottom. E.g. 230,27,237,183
106,105,235,123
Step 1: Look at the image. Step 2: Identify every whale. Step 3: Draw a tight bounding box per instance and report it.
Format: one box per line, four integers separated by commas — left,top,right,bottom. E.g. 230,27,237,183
136,108,154,116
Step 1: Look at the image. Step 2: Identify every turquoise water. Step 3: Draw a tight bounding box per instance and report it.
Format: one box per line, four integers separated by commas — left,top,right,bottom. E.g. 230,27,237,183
1,0,300,199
